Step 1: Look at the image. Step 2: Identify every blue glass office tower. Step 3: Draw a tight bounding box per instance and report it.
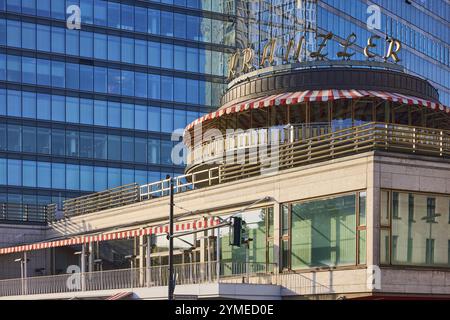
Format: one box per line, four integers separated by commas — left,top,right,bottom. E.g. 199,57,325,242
0,0,235,222
238,0,449,106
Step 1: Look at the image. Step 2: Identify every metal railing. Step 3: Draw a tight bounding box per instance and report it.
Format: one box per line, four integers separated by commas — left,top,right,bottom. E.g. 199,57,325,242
63,122,450,217
63,183,139,218
187,123,332,165
219,122,450,182
0,203,57,224
139,167,220,200
0,262,275,298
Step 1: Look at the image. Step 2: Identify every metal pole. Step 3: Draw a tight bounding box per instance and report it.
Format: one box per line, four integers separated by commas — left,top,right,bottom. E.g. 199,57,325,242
216,228,220,283
81,244,86,291
168,176,175,300
23,252,28,294
20,259,24,295
146,235,151,287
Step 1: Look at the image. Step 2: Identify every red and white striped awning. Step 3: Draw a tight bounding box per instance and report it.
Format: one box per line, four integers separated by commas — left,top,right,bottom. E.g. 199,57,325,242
105,292,133,300
0,217,221,255
185,90,449,131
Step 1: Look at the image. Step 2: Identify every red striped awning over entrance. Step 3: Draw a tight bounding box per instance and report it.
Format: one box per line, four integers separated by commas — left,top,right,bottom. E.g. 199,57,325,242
185,90,449,131
0,217,221,255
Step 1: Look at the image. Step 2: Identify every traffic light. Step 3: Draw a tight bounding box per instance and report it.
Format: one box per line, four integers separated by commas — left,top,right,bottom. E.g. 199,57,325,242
229,216,247,247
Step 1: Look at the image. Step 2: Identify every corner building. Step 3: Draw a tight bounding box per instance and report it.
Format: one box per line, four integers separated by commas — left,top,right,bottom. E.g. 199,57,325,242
0,0,449,301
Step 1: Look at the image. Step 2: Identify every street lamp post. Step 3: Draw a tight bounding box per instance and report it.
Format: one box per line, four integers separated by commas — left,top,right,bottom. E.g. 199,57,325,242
14,253,29,295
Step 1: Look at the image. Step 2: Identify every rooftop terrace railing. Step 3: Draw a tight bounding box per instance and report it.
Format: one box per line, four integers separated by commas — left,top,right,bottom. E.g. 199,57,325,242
62,183,139,218
0,203,57,224
61,122,450,219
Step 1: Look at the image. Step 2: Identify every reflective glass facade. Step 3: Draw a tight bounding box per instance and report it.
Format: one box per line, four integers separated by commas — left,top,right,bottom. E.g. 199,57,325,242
0,0,235,221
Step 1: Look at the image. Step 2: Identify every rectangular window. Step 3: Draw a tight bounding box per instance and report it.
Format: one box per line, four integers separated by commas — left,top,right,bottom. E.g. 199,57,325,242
8,159,22,186
22,22,36,50
80,65,93,92
358,230,367,265
148,139,160,164
388,191,450,267
52,129,65,156
22,91,36,118
66,97,79,123
148,9,160,35
94,167,107,192
121,136,134,162
66,164,80,191
0,158,5,185
291,194,356,269
51,95,65,122
37,162,51,189
37,93,51,120
80,165,94,191
7,55,21,83
22,57,37,85
80,132,93,158
148,106,161,132
37,128,51,154
52,163,65,189
94,134,107,160
66,131,79,157
135,137,147,163
36,59,51,85
7,124,21,152
0,123,6,151
94,100,107,126
22,126,36,153
148,41,160,67
66,63,80,90
51,61,65,88
108,135,121,161
80,99,93,125
37,25,51,51
108,102,121,128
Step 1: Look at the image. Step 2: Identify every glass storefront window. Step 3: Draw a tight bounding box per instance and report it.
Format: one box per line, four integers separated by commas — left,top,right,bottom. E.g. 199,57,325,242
381,190,450,267
290,194,356,269
218,207,273,275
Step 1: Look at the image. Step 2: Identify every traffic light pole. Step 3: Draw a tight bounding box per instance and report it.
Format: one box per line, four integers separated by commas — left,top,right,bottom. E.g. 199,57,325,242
168,176,175,301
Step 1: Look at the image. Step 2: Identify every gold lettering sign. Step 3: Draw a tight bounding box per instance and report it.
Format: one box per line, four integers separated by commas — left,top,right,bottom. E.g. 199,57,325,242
226,31,402,81
384,37,402,63
293,36,306,63
364,35,380,60
242,48,255,73
310,32,333,61
284,38,295,63
282,36,305,64
227,51,240,81
337,33,357,60
260,39,277,67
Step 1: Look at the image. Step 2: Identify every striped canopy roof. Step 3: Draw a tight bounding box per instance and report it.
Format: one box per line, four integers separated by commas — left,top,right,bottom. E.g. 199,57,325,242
0,217,221,255
185,89,449,131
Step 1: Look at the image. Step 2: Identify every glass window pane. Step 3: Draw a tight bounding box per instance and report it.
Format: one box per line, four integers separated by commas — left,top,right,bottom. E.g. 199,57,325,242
52,163,65,189
291,194,357,269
